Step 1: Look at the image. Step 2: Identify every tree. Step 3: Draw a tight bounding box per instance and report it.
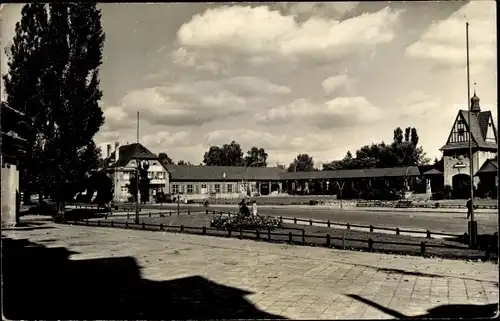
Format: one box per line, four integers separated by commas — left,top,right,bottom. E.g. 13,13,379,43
158,152,173,165
275,163,286,170
203,141,244,166
3,4,106,215
244,146,268,167
288,154,315,172
127,172,138,202
177,160,192,165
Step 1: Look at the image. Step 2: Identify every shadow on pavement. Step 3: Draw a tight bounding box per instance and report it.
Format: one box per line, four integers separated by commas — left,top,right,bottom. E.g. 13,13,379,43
376,268,445,278
348,294,498,319
2,235,285,320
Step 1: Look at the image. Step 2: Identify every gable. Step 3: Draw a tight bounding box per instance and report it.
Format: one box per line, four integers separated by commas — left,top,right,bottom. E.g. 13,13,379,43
485,114,497,143
446,112,471,144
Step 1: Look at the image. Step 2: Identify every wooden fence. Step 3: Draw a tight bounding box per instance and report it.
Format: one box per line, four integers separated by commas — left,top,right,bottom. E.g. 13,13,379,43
65,218,473,258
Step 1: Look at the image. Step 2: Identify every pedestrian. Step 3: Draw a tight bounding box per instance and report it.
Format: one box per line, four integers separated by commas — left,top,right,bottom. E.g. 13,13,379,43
252,200,258,216
466,198,472,219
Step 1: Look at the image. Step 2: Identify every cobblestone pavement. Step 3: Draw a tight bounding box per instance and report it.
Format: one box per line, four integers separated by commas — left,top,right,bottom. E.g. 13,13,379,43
3,222,498,319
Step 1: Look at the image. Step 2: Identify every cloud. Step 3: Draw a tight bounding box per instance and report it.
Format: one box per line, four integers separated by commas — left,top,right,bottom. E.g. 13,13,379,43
255,96,381,129
174,5,401,67
322,74,357,94
404,1,496,73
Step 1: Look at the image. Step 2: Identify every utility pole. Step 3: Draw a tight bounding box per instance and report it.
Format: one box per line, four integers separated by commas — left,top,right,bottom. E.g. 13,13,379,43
135,111,140,224
466,22,477,248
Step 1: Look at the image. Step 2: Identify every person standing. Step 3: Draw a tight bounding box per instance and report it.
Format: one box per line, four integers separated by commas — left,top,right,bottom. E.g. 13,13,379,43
252,200,258,216
466,198,472,219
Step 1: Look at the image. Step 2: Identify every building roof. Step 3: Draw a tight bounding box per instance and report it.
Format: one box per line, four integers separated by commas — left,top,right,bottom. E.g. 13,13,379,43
111,143,158,167
422,168,443,175
441,110,497,151
476,158,498,175
166,165,284,181
166,165,422,181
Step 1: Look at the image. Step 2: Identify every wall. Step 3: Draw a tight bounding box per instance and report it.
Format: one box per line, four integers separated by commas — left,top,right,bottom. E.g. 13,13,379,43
112,159,168,202
443,150,492,187
170,181,260,200
1,165,19,228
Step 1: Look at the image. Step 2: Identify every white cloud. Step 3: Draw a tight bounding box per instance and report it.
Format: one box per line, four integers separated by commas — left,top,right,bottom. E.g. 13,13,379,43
175,5,401,67
322,74,357,94
405,1,496,73
255,96,381,128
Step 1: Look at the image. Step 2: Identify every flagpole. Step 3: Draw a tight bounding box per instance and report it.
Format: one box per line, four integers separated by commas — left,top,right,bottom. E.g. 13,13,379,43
466,22,476,248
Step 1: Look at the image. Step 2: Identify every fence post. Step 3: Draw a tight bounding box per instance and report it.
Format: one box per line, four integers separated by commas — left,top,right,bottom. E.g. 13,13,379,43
327,220,331,227
202,226,206,234
206,209,209,214
105,214,108,220
142,222,145,229
127,213,130,219
294,217,297,224
396,227,400,235
169,211,172,216
111,221,114,227
288,232,292,243
188,210,190,215
368,238,373,251
370,225,374,232
347,223,350,230
426,230,431,239
86,220,89,226
125,221,128,228
180,225,184,233
160,223,163,231
239,228,243,239
256,230,260,240
302,229,305,245
148,212,151,217
228,229,232,237
267,227,271,241
279,216,283,222
97,220,100,226
326,234,331,247
309,219,313,226
213,210,216,214
420,241,426,256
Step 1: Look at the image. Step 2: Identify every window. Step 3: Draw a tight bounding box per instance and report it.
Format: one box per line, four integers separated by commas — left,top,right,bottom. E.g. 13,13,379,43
214,184,221,193
147,171,152,179
201,184,207,189
157,172,164,179
172,184,179,194
227,184,233,193
120,186,128,193
187,184,193,194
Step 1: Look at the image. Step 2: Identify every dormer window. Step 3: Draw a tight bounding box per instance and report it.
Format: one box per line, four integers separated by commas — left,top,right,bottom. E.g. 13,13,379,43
488,123,492,127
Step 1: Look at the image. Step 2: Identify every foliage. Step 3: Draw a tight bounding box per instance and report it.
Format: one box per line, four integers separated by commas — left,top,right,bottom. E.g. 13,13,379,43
275,163,286,170
244,146,268,167
139,167,150,203
127,173,138,202
287,154,315,172
210,213,282,230
203,141,269,167
177,160,192,165
323,127,430,170
77,170,113,204
158,152,173,165
2,4,105,205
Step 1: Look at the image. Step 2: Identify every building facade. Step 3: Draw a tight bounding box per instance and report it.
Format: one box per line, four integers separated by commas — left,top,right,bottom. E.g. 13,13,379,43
106,143,169,202
440,92,497,197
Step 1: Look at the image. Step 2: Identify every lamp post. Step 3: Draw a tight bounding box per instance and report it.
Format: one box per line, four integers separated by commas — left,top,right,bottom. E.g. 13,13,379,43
134,111,140,224
465,22,477,248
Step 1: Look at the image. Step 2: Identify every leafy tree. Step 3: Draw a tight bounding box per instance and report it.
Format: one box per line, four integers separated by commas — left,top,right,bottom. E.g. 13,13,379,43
158,152,173,165
3,3,106,215
275,163,286,170
139,166,150,203
288,154,315,172
127,172,138,202
244,146,268,167
177,160,192,165
203,141,244,166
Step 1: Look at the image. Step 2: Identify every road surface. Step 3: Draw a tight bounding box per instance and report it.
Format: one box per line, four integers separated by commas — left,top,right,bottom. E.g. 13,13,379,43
120,204,498,235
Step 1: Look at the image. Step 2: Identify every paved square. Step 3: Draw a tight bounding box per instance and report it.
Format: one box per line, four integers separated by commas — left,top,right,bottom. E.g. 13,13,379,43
2,221,498,319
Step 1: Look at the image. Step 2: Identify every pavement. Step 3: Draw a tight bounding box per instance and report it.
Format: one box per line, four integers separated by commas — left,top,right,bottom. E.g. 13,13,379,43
129,204,499,235
2,219,498,319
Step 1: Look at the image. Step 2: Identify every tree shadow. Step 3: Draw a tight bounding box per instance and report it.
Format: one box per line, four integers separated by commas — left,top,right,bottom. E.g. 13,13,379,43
347,294,498,319
2,235,286,320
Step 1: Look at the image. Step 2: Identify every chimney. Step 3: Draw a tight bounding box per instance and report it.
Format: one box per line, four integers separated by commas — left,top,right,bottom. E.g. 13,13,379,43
115,142,120,162
106,144,111,158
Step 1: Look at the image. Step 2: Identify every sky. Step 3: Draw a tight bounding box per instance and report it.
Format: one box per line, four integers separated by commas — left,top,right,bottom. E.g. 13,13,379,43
1,2,497,168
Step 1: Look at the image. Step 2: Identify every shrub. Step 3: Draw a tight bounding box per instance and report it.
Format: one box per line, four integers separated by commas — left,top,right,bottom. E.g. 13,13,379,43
210,213,282,230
